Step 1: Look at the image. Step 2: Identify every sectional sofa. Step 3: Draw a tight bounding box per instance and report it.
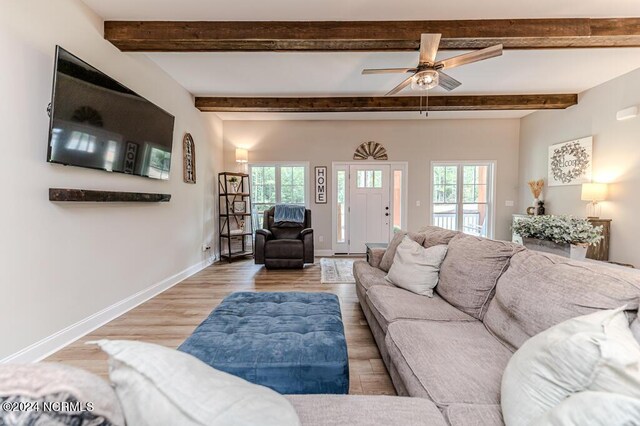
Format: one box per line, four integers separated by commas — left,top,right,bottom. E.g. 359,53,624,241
353,226,640,425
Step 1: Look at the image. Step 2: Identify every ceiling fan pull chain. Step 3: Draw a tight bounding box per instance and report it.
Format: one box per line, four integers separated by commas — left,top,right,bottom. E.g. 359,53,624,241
426,91,429,118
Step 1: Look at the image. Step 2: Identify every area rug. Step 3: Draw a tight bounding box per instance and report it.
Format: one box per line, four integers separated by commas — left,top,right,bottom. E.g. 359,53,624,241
320,258,356,284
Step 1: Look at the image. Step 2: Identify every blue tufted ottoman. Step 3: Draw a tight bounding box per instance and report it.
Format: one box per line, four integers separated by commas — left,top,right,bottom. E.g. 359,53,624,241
178,292,349,394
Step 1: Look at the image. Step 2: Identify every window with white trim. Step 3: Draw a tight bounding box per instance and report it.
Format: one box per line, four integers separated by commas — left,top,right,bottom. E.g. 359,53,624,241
250,163,308,230
431,162,495,238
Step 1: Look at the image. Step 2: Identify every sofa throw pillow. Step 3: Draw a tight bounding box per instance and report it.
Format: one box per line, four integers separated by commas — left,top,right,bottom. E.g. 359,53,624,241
437,234,522,319
501,308,640,426
379,231,426,272
418,226,460,249
385,237,448,297
533,391,640,426
94,340,300,426
631,315,640,344
0,362,125,426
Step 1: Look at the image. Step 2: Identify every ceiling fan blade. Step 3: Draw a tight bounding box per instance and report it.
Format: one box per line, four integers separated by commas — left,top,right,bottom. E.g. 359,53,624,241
385,74,414,96
437,71,462,91
419,33,441,65
436,44,503,70
362,68,417,75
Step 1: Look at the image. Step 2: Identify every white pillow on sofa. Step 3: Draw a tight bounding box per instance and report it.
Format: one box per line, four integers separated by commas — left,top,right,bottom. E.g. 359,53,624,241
385,236,448,297
501,308,640,426
94,340,300,426
533,391,640,426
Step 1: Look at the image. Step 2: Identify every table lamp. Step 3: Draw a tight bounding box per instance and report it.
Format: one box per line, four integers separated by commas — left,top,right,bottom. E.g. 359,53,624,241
581,183,607,218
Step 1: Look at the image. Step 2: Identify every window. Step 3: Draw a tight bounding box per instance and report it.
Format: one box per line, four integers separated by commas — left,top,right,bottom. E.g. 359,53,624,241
431,162,494,238
250,163,308,230
336,170,346,243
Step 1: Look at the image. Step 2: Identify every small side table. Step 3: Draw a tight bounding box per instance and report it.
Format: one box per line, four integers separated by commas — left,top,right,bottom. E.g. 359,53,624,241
365,242,388,263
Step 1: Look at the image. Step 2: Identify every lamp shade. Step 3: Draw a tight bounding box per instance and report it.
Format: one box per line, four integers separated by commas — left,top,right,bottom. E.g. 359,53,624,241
235,148,248,163
581,183,607,201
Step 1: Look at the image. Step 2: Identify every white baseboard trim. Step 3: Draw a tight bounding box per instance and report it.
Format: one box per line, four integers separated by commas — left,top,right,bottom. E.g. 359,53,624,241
0,257,215,364
315,249,334,257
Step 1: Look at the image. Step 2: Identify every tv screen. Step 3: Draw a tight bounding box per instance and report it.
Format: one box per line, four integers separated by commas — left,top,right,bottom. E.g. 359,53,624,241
47,46,175,180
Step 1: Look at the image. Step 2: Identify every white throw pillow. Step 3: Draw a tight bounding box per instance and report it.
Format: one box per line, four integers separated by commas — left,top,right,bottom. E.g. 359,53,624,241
501,308,640,426
533,391,640,426
385,237,448,297
94,340,300,426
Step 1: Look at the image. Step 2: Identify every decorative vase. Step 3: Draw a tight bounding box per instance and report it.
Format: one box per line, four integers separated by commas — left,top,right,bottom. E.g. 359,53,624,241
533,198,540,215
570,243,589,260
230,182,239,193
536,200,545,216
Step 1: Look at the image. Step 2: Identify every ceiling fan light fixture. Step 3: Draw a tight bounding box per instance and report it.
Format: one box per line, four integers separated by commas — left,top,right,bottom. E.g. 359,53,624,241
411,70,439,91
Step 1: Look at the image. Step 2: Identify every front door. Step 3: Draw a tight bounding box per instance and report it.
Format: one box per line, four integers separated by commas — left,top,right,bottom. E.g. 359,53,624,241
348,165,391,253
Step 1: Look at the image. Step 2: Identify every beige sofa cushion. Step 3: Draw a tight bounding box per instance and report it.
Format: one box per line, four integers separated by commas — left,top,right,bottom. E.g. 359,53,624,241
366,285,475,333
437,234,523,320
385,320,513,406
354,260,392,294
418,226,461,248
379,231,426,272
287,395,447,426
444,404,504,426
484,250,640,351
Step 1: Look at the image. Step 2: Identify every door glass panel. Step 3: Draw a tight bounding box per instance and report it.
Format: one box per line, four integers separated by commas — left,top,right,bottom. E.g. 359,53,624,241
392,170,402,232
337,170,346,243
357,169,384,188
463,203,489,236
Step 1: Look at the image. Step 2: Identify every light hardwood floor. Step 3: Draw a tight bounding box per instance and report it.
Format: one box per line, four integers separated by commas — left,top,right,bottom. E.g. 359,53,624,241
45,258,396,395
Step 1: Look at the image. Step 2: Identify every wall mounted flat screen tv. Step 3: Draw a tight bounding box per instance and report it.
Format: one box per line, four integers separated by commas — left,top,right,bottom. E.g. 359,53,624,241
47,46,175,180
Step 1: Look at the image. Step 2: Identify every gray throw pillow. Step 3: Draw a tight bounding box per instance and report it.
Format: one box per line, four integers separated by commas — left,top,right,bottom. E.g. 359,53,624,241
379,231,426,272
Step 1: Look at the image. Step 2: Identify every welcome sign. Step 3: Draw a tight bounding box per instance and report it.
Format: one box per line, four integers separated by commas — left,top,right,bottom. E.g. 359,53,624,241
548,136,593,186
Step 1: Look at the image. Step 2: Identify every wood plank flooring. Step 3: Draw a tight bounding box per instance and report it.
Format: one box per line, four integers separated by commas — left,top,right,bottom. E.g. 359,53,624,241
45,258,396,395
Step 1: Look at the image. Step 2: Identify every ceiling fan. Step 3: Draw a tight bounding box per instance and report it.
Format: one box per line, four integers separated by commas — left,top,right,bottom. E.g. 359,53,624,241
362,34,503,96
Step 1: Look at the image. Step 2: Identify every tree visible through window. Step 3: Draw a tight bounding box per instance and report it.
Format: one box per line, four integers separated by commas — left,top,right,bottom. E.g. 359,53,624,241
250,164,307,230
432,163,494,238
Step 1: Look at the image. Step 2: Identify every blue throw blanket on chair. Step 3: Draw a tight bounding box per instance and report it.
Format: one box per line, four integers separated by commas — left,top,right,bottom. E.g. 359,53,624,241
274,204,305,224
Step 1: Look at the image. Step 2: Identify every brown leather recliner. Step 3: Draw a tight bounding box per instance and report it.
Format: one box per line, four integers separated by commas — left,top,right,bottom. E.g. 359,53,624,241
254,207,314,269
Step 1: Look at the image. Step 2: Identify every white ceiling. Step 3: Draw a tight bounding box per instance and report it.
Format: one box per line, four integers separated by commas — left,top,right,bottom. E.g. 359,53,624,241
83,0,640,20
82,0,640,120
146,49,640,97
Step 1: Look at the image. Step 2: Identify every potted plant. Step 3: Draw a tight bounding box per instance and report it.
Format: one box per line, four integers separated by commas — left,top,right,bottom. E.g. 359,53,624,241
512,215,603,260
228,176,240,193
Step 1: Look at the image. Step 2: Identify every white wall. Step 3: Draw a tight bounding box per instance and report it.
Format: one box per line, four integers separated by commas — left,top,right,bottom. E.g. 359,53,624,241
519,68,640,267
222,119,521,249
0,0,223,360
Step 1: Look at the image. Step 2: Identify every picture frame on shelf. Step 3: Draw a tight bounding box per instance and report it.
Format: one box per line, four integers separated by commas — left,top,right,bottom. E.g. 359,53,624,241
233,201,247,213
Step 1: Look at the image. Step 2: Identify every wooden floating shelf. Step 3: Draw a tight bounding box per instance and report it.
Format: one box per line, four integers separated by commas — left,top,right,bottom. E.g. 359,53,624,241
49,188,171,202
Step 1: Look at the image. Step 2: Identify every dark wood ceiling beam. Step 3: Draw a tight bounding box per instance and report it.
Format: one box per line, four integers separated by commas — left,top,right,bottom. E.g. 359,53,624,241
104,18,640,51
194,94,578,113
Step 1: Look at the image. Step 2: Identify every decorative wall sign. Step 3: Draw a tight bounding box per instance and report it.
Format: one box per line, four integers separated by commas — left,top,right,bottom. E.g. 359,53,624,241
548,136,592,186
353,141,388,161
233,201,247,213
315,166,327,204
183,133,196,184
123,142,138,174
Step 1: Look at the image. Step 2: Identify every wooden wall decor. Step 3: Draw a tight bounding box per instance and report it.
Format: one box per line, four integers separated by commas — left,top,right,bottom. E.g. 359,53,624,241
183,133,196,184
49,188,171,202
354,141,388,161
